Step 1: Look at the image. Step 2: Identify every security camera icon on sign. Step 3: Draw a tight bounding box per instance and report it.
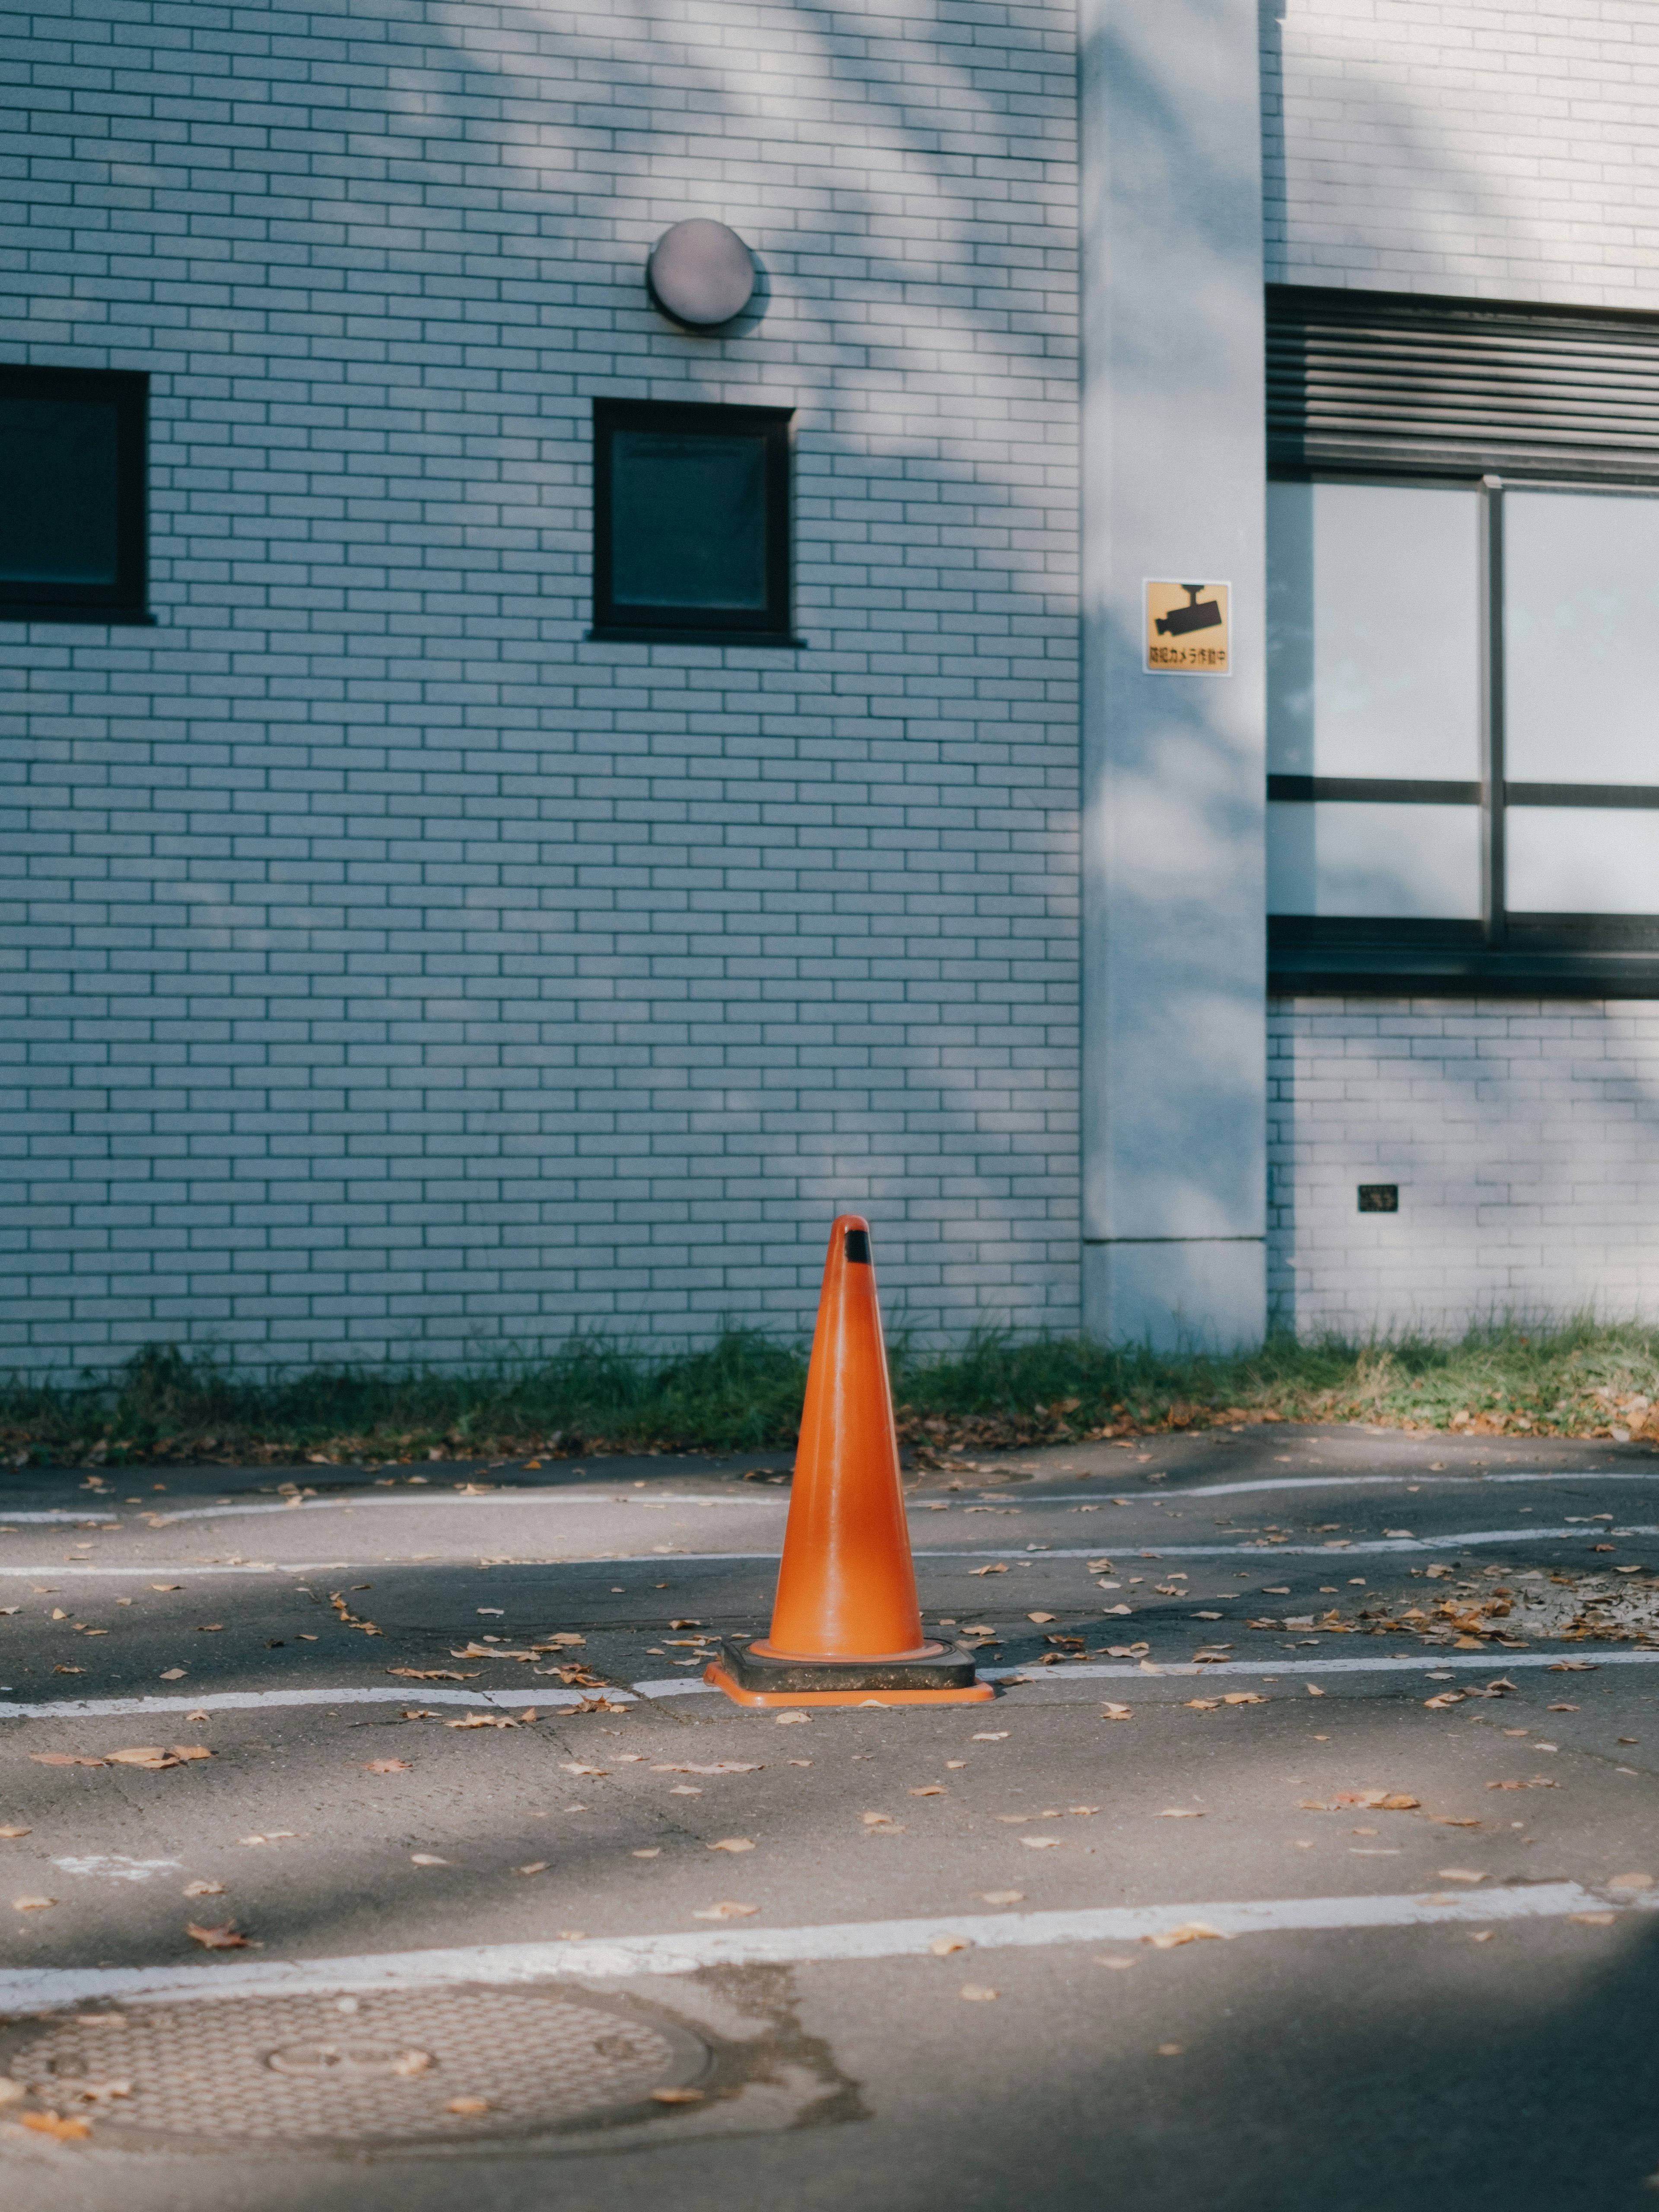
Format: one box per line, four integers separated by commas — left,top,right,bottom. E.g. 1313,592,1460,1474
1154,585,1224,639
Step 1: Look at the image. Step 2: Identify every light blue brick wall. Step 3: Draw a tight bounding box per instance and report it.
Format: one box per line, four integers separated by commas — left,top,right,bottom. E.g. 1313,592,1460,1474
0,0,1082,1373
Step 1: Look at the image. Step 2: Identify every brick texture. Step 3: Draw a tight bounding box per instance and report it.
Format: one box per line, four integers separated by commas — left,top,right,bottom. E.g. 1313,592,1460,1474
0,0,1081,1372
1263,0,1659,308
1269,998,1659,1336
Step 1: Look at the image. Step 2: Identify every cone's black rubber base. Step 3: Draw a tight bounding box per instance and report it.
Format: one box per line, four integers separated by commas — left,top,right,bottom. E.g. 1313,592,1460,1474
710,1637,985,1694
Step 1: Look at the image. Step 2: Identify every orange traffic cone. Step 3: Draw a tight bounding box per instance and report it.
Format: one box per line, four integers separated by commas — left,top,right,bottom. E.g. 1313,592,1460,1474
705,1216,993,1708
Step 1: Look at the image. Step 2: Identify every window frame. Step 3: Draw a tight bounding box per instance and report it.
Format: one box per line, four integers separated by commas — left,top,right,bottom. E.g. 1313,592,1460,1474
0,363,149,624
1267,463,1659,998
589,397,795,645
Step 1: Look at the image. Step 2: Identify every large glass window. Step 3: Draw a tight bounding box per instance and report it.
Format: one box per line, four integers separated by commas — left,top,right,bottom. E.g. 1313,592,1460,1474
1268,474,1659,986
591,398,792,643
0,365,147,622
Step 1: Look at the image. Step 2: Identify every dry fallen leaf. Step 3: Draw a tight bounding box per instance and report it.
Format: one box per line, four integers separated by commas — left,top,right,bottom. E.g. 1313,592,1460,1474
106,1748,179,1770
29,1753,104,1769
1020,1835,1062,1850
1570,1911,1616,1926
692,1901,759,1920
514,1862,549,1877
707,1837,754,1853
959,1984,998,2001
969,1565,1009,1577
149,1584,181,1592
445,1714,516,1730
1157,2044,1184,2058
364,1759,412,1774
979,1889,1023,1904
20,2110,92,2141
410,1852,450,1866
1101,1703,1133,1721
1027,1612,1055,1624
445,2096,490,2117
387,1668,478,1683
650,2086,703,2104
1143,1922,1228,1949
929,1934,973,1955
1608,1872,1654,1891
651,1762,762,1776
159,1669,187,1681
1423,1693,1463,1710
1436,1868,1487,1884
909,1786,947,1798
561,1763,610,1777
773,1712,810,1726
632,1849,661,1859
1223,1692,1268,1707
0,1825,31,1839
182,1879,225,1897
187,1920,251,1948
13,1895,57,1911
170,1746,212,1762
1156,1809,1204,1819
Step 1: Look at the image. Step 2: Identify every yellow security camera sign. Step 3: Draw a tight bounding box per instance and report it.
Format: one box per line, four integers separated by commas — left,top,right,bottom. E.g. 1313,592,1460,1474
1144,579,1230,674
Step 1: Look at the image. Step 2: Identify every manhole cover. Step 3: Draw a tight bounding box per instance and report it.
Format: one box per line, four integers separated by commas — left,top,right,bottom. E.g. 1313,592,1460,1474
1,1986,709,2147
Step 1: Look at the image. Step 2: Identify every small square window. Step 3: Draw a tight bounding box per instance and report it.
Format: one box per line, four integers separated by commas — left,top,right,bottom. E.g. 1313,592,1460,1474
0,365,147,622
591,398,792,642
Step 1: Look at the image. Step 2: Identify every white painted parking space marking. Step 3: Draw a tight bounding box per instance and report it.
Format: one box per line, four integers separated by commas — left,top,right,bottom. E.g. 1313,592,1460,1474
0,1883,1623,2012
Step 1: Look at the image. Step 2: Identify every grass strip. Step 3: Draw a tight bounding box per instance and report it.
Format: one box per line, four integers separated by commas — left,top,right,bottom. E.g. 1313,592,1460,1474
2,1320,1659,1471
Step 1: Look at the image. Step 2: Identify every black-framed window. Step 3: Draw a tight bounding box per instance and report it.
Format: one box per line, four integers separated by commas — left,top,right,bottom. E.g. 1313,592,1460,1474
590,398,793,645
1266,287,1659,995
0,365,147,623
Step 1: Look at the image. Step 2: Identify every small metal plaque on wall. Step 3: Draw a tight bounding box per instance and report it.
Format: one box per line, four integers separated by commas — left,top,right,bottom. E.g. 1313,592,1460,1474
1357,1184,1399,1213
1144,580,1230,674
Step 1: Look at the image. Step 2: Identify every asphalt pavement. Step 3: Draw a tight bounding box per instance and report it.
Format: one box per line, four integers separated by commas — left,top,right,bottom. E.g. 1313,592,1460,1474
1,1423,1657,2209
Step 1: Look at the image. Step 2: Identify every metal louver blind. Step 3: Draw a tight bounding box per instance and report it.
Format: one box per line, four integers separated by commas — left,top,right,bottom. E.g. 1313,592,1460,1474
1267,285,1659,480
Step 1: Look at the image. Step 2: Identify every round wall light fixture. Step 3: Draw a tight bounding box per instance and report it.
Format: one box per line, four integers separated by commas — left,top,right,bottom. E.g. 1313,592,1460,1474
647,219,756,329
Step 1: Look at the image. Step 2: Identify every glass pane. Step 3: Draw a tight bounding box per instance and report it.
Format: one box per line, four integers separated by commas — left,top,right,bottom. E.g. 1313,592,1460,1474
610,430,768,610
1505,490,1659,785
1268,801,1482,918
0,398,120,585
1267,481,1481,778
1505,807,1659,915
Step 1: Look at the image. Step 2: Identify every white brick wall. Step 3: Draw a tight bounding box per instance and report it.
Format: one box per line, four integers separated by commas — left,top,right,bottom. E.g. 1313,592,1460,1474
0,0,1081,1373
1263,0,1659,308
1269,999,1659,1336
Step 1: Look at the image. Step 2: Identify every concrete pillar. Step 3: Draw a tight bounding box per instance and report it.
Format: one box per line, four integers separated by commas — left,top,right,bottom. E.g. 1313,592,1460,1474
1077,0,1268,1349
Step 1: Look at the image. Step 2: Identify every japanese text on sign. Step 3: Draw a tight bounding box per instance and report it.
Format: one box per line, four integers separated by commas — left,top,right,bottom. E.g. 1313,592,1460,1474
1144,580,1231,674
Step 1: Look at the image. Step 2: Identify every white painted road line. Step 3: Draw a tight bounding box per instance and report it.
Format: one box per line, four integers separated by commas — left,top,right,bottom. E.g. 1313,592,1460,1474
0,1524,1651,1577
1101,1470,1659,1502
628,1650,1659,1697
0,1883,1624,2012
979,1650,1659,1683
0,1493,781,1530
3,1465,1653,1535
1,1648,1651,1722
0,1684,635,1722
